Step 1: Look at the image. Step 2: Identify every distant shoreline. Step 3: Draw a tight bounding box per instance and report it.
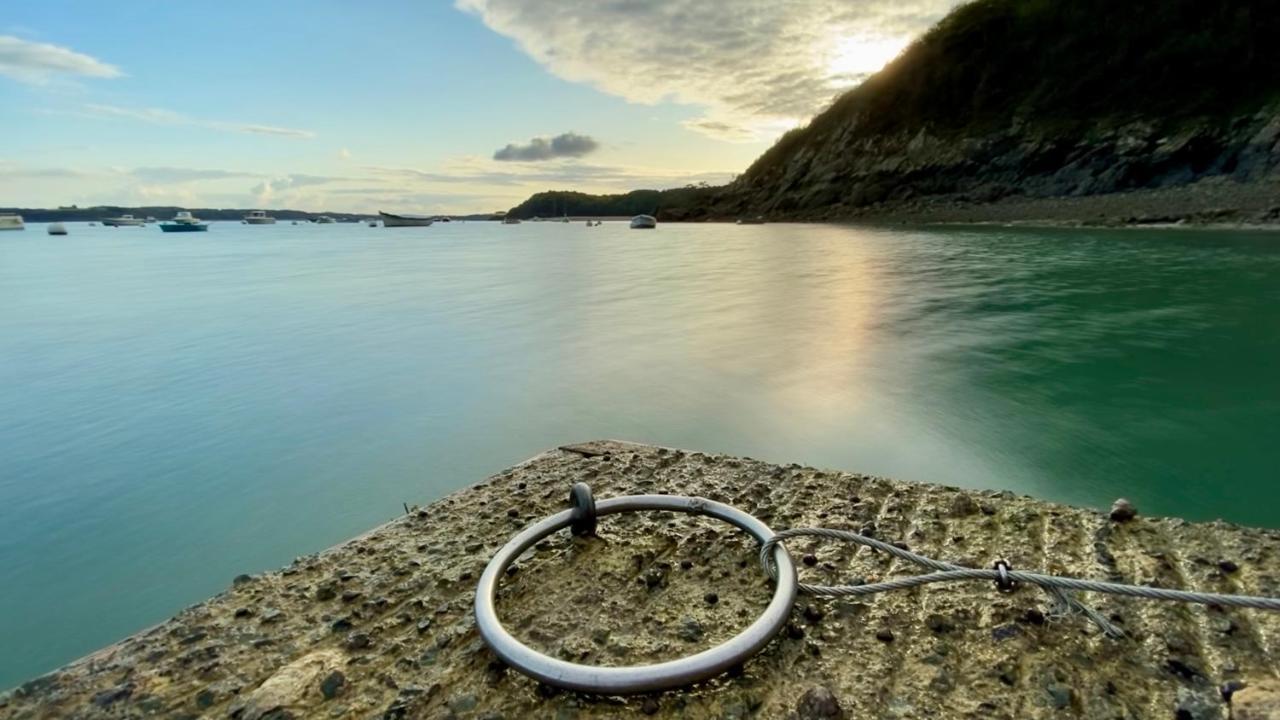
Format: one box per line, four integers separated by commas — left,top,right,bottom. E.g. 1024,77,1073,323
0,208,504,223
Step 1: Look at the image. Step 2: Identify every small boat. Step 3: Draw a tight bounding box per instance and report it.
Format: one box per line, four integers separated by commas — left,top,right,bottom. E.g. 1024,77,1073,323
315,216,336,224
159,211,208,233
736,216,766,225
145,216,157,223
630,214,657,229
367,220,378,227
47,222,68,235
244,210,276,225
502,217,522,225
0,214,24,231
379,211,434,227
102,214,145,227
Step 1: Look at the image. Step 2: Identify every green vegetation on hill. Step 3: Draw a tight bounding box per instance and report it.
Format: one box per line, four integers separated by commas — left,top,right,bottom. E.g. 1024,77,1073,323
506,187,716,220
744,0,1280,185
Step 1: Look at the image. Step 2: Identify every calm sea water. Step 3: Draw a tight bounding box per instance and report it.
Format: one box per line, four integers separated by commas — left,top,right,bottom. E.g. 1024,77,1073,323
2,220,1279,687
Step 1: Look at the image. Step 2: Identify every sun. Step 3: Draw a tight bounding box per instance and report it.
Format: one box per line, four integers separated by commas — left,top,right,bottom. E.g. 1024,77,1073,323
826,35,909,79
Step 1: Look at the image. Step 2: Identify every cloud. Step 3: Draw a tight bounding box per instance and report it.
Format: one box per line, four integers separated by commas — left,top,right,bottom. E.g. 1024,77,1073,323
236,124,316,139
366,159,733,191
250,174,347,204
129,167,262,183
457,0,961,141
0,162,93,179
82,103,316,139
493,132,599,161
0,35,121,84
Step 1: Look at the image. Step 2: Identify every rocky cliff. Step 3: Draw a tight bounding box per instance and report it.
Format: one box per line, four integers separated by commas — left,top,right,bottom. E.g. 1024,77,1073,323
700,0,1280,225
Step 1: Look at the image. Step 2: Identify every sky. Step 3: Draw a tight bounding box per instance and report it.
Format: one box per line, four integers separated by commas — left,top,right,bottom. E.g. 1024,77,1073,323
1,0,960,213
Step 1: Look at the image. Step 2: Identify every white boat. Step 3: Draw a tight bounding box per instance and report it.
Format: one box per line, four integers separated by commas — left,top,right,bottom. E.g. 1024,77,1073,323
379,211,434,227
47,222,68,235
102,214,145,227
0,214,24,231
244,210,276,225
630,214,657,229
315,216,336,224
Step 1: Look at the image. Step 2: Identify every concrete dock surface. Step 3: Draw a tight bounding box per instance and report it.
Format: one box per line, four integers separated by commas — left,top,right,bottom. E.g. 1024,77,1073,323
2,440,1278,719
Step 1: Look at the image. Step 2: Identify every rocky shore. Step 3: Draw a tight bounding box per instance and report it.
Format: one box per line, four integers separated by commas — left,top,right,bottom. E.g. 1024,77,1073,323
695,111,1280,229
830,176,1280,229
2,440,1279,719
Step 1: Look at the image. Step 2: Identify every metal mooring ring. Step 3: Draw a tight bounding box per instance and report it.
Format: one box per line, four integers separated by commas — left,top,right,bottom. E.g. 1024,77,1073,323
474,492,798,694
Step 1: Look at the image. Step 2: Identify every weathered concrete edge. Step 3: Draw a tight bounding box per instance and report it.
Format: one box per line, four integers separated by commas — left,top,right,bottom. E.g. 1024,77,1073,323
2,437,1268,695
4,439,1280,720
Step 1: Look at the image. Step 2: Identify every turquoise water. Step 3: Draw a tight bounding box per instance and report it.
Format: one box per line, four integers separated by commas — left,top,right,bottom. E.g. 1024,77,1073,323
2,220,1279,688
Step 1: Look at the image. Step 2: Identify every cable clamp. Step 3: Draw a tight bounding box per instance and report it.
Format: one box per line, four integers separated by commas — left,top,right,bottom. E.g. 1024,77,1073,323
569,482,597,537
993,560,1017,593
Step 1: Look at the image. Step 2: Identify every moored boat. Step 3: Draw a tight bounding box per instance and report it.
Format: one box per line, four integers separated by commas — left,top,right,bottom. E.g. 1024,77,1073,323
502,216,522,225
103,214,145,227
736,216,766,225
159,211,208,233
630,214,657,229
244,210,276,224
315,216,336,224
0,214,24,231
379,211,435,227
47,222,68,235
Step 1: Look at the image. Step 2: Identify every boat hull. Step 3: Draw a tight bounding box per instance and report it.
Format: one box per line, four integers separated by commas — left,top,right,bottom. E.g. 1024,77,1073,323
102,219,145,227
47,223,67,235
160,223,208,232
244,218,276,225
379,212,434,227
630,215,657,229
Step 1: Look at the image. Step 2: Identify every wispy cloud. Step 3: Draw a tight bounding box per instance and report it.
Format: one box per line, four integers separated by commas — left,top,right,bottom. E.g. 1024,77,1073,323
0,35,121,84
84,104,185,124
0,163,264,183
457,0,960,141
366,158,733,191
82,103,316,139
493,132,599,162
250,174,348,204
0,160,93,179
237,124,317,139
129,167,263,183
